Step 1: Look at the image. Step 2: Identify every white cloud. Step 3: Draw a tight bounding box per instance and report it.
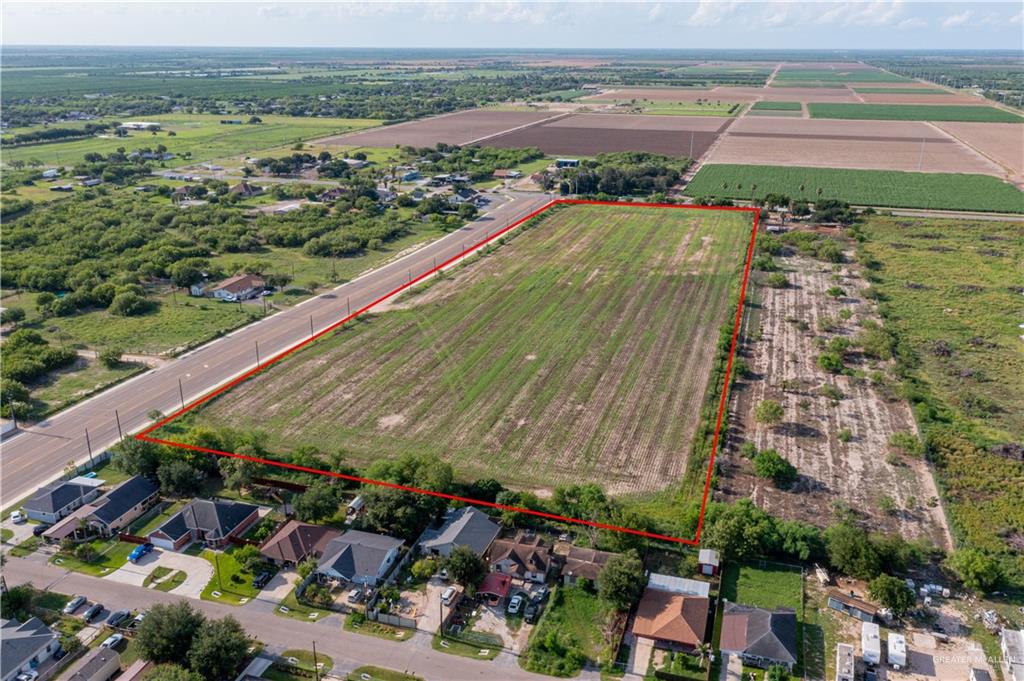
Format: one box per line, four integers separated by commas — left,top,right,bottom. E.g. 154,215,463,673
687,0,739,27
647,3,665,23
815,1,905,27
1010,10,1024,25
897,17,927,29
941,10,973,28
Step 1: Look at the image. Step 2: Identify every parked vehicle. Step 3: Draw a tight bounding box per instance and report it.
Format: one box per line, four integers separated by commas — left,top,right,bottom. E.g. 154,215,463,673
252,572,271,589
100,633,124,649
347,588,363,604
128,542,154,563
9,510,26,524
32,524,51,537
63,595,87,614
127,612,146,629
106,609,131,627
533,585,549,603
15,671,39,681
441,586,457,606
524,601,541,624
83,603,104,622
507,593,525,615
438,568,449,582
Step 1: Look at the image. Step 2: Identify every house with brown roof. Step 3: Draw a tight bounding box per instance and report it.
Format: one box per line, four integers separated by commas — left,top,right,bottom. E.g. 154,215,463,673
260,520,341,567
632,589,710,650
229,181,262,198
560,546,615,585
211,274,265,302
486,532,551,583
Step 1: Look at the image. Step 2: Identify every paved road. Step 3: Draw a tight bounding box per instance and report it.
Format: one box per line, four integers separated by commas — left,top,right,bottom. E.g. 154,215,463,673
1,191,554,507
2,556,599,681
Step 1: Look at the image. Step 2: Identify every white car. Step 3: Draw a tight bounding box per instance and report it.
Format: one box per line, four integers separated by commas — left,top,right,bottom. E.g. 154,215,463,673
507,594,524,615
441,586,457,605
347,588,362,604
10,510,26,524
16,672,39,681
100,633,123,649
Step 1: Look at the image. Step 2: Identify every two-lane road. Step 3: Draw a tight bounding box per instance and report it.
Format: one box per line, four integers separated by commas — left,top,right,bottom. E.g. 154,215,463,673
1,191,554,507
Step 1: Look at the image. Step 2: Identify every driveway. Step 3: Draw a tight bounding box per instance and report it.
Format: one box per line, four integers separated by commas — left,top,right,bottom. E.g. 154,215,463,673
630,636,654,676
243,568,298,613
416,578,448,633
719,652,743,681
1,517,35,546
103,548,212,599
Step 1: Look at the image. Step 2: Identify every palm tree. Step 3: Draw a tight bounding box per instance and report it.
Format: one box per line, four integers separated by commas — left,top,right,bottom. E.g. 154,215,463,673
696,642,713,668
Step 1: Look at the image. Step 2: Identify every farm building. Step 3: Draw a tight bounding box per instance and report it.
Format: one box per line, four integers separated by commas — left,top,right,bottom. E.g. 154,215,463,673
887,633,907,669
148,498,259,551
21,477,104,524
862,621,882,666
316,530,404,586
828,589,878,622
698,548,720,576
417,506,500,558
560,546,615,585
41,169,60,179
720,603,798,671
486,532,552,583
631,588,709,650
492,169,522,179
836,643,855,681
211,274,266,302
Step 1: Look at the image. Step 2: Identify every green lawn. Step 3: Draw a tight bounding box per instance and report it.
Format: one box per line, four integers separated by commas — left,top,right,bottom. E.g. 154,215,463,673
9,536,42,557
344,614,412,642
346,666,423,681
274,584,330,622
751,101,802,111
31,356,144,414
684,164,1024,213
129,501,185,536
852,88,949,94
51,538,135,576
154,570,187,592
199,546,261,604
1,114,382,168
432,634,499,661
1,528,13,543
807,103,1022,122
142,566,173,588
522,585,617,677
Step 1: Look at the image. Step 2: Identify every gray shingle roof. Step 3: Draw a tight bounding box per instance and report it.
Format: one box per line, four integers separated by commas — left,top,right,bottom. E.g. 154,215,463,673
419,507,500,556
318,530,403,580
1,618,57,678
154,498,257,542
720,603,798,665
22,481,95,514
90,476,158,525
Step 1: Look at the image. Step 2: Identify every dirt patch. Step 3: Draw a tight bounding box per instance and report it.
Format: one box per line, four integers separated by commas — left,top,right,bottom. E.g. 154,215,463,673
315,109,559,148
932,121,1024,178
718,250,950,547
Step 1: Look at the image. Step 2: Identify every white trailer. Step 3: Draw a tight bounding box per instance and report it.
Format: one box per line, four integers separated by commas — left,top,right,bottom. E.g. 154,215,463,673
888,633,907,669
862,621,882,666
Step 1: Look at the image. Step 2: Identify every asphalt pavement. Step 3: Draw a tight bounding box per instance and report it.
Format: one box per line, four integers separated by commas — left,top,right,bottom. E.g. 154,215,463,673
0,191,554,508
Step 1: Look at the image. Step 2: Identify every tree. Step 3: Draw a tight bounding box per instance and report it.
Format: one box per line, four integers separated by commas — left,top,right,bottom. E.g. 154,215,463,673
754,399,784,426
232,544,263,572
218,456,258,492
868,574,916,616
824,523,881,580
109,291,151,316
158,459,201,497
135,601,205,664
766,665,788,681
458,202,478,220
411,557,439,581
753,449,798,487
98,347,123,368
0,307,26,325
293,480,339,522
445,545,486,588
146,665,203,681
113,438,163,479
188,616,250,681
948,548,1002,593
598,551,645,611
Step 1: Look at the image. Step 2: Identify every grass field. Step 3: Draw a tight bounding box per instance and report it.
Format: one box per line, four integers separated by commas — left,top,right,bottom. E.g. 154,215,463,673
179,204,751,495
346,667,422,681
522,586,616,676
199,546,261,604
587,99,738,116
807,103,1022,122
852,88,949,94
861,217,1024,578
751,101,802,111
1,114,381,167
684,164,1024,212
773,69,908,83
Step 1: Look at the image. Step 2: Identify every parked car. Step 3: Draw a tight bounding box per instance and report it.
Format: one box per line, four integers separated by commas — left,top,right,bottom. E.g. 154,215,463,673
32,524,51,537
100,633,124,649
15,671,39,681
9,510,26,524
533,585,549,603
438,568,449,582
106,609,131,627
63,595,87,614
128,542,154,563
524,601,541,624
127,612,146,629
347,588,363,604
507,593,525,615
252,572,271,589
441,586,457,606
83,603,104,622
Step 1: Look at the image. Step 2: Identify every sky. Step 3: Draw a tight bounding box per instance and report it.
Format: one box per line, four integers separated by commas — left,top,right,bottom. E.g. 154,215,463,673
3,1,1023,51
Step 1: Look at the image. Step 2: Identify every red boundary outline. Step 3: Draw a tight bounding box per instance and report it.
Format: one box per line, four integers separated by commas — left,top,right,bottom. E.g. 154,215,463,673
138,199,759,545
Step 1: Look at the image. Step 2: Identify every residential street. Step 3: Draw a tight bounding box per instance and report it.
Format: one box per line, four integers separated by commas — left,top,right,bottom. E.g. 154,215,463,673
0,191,554,508
1,556,607,681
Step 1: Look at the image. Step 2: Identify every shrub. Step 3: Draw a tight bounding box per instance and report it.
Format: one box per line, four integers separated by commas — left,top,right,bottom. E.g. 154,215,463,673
764,272,789,289
754,399,784,426
753,449,797,487
837,428,853,443
98,347,123,368
826,285,845,298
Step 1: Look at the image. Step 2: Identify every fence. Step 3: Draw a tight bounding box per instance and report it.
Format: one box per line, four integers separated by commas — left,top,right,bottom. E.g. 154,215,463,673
367,609,417,629
118,532,149,545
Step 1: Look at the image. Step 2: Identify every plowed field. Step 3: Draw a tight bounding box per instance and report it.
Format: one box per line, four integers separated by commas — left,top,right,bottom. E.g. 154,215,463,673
189,204,753,495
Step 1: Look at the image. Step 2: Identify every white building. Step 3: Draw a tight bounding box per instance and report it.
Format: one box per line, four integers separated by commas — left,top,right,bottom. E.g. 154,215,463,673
1002,629,1024,681
862,621,881,666
887,633,907,669
835,643,855,681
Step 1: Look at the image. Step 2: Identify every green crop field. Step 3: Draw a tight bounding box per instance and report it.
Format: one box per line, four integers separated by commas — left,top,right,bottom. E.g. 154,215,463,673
180,204,752,495
807,103,1022,122
751,101,802,111
861,216,1024,584
773,69,908,83
852,88,949,94
684,164,1024,212
1,114,381,167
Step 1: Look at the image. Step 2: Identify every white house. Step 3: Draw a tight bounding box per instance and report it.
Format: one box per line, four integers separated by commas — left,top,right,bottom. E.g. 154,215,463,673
862,621,881,666
316,530,404,586
211,274,265,302
647,573,711,598
1,618,60,681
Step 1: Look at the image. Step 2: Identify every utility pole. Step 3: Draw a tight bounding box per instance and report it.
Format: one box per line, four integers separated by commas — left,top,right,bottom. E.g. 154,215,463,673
312,641,320,681
309,315,314,338
255,341,261,368
178,378,186,410
85,428,95,467
115,410,124,441
346,297,350,315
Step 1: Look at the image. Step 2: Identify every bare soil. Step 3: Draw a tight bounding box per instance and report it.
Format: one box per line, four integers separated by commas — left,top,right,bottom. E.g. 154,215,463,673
718,250,951,548
314,109,560,148
932,121,1024,178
